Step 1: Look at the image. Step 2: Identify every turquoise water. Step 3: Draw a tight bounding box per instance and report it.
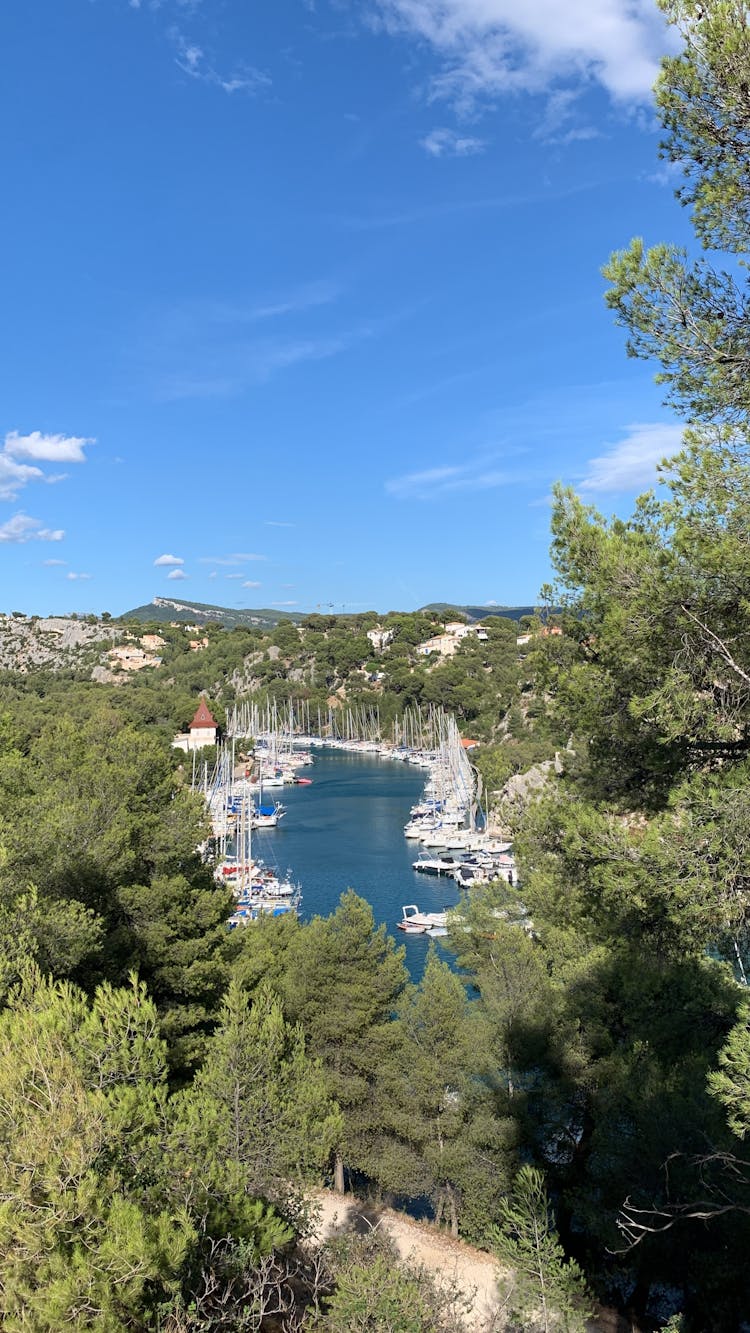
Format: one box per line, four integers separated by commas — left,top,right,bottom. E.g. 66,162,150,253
249,749,462,979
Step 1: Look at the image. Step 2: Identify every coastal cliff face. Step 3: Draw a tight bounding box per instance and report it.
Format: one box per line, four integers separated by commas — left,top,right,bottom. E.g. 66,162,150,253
0,615,119,674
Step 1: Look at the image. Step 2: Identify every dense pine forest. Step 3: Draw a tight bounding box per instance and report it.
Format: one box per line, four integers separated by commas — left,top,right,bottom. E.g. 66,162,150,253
2,3,750,1328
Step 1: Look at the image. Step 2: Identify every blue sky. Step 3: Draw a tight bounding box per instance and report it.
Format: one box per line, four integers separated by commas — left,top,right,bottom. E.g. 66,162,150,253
1,0,692,616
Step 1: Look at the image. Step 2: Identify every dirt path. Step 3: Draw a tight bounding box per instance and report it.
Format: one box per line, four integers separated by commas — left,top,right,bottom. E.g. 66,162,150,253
308,1188,508,1330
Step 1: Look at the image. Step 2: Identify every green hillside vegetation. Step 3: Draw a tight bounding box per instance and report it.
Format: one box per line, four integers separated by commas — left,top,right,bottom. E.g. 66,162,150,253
2,4,750,1328
120,598,305,629
421,602,538,623
120,597,540,630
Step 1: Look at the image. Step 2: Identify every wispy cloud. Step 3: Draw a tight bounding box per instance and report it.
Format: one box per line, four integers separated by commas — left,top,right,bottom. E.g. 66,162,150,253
171,28,271,96
647,158,686,188
154,552,184,566
420,127,487,157
326,174,623,233
271,600,298,606
264,520,296,528
156,329,368,400
386,454,526,500
0,513,65,544
243,281,340,322
145,281,391,400
66,571,91,581
242,580,262,588
530,88,603,145
199,552,267,566
43,558,67,567
580,422,684,493
373,0,673,113
168,568,188,581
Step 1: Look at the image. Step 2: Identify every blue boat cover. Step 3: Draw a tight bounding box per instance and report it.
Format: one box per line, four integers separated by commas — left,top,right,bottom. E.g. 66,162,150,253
257,804,277,816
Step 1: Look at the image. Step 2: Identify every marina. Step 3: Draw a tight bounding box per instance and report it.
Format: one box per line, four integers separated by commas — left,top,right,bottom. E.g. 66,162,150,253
249,747,455,975
200,703,518,972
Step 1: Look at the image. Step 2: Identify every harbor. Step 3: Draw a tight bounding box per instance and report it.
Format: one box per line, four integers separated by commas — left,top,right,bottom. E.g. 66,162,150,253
200,704,518,975
195,700,520,960
241,747,456,975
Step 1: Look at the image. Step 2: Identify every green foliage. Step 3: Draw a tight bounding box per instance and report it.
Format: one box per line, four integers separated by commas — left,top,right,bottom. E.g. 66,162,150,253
171,979,341,1237
543,427,750,804
283,891,408,1187
604,1,750,424
0,704,234,1073
376,950,516,1243
708,1003,750,1138
492,1165,591,1333
313,1230,471,1333
315,1253,442,1333
0,969,194,1329
656,0,750,255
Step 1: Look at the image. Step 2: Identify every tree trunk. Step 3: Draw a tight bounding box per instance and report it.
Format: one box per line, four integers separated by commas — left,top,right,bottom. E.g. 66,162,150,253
334,1151,345,1195
448,1187,458,1238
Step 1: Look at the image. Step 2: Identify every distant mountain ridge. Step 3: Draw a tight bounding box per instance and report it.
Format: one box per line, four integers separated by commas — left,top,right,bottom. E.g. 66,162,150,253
420,603,536,623
119,598,537,629
119,598,303,629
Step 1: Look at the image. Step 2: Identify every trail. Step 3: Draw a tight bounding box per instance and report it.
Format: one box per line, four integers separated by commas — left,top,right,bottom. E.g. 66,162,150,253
309,1188,508,1331
309,1188,620,1332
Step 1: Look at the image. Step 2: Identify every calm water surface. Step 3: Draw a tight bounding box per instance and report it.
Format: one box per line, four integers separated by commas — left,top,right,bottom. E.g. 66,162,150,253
251,749,461,979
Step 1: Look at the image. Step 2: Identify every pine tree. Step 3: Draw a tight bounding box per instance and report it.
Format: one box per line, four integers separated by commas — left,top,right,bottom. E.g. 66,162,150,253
170,978,341,1239
0,968,193,1330
492,1166,591,1333
377,949,515,1242
282,891,408,1192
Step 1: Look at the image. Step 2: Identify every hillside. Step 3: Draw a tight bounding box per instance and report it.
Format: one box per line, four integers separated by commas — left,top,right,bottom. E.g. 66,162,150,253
119,597,305,629
420,603,536,623
0,614,118,673
120,598,537,630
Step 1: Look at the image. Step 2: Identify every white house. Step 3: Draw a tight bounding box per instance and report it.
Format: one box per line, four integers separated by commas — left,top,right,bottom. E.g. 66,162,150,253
173,698,219,752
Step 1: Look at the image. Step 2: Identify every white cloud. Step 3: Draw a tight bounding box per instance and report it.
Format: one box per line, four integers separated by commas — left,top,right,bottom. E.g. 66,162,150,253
374,0,672,112
264,519,295,528
0,456,45,502
242,580,262,588
180,42,203,71
158,328,371,400
386,457,519,499
154,552,184,566
248,282,339,322
66,572,92,581
420,127,487,156
580,422,684,493
0,513,65,544
530,87,603,144
43,558,67,566
168,568,188,580
4,430,93,464
0,428,92,509
172,28,271,95
387,464,462,498
271,600,298,606
199,552,267,565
